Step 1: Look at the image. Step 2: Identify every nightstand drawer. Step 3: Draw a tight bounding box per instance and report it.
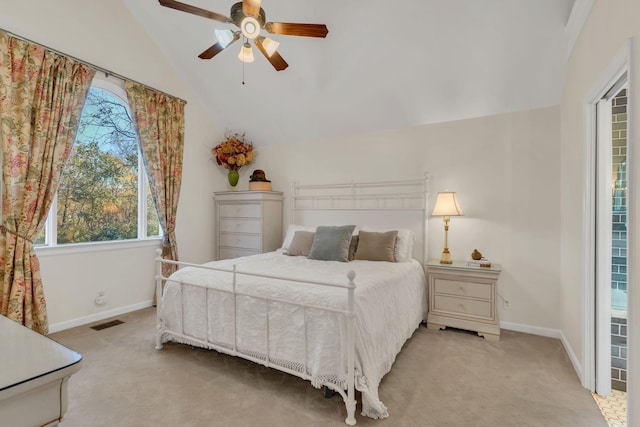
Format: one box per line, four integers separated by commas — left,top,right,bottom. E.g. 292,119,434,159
434,278,492,300
219,233,262,250
218,247,260,260
219,219,262,233
219,203,261,218
433,294,493,320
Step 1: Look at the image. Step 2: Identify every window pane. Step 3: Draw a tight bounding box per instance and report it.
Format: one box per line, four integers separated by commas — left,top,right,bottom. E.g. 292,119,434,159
57,87,139,244
146,185,161,237
34,227,45,246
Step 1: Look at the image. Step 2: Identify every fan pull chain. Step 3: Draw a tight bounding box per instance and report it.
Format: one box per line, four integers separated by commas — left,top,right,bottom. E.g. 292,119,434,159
242,59,245,85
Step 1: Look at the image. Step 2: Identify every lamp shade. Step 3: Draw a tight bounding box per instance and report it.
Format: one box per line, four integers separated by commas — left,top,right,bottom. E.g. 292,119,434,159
215,29,235,48
432,191,464,216
238,42,254,63
261,37,280,57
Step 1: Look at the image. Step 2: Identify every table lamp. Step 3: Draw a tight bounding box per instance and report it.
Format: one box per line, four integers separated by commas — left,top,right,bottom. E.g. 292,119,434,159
432,191,464,264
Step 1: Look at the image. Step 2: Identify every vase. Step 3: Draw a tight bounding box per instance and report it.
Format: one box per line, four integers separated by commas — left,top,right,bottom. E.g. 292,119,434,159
228,170,239,191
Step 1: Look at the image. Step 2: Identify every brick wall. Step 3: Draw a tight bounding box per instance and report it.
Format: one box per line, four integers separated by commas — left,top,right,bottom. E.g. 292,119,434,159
611,317,627,391
610,89,627,392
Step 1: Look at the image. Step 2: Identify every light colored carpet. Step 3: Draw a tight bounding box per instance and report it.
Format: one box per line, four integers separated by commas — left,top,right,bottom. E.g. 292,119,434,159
51,308,607,427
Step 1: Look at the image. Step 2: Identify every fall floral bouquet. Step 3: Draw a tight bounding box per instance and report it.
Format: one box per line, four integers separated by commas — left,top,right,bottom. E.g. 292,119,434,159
212,132,255,171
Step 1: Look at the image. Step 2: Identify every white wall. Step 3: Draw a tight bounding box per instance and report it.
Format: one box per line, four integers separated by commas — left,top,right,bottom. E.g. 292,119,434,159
0,2,565,341
560,0,639,416
251,106,562,330
0,0,221,331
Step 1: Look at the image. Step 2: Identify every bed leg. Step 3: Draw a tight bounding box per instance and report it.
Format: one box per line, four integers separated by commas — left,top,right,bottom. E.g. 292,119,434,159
155,321,164,350
155,331,163,350
345,400,357,426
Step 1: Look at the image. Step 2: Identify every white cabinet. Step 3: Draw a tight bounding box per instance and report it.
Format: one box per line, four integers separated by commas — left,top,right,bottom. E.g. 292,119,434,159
214,191,284,260
0,314,82,426
426,261,502,341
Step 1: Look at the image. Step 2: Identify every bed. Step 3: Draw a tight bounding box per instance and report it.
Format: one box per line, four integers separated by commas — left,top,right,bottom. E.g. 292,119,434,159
155,176,430,425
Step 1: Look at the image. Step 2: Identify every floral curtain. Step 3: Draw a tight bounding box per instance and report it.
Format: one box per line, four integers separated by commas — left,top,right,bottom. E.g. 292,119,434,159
0,32,95,334
125,81,186,282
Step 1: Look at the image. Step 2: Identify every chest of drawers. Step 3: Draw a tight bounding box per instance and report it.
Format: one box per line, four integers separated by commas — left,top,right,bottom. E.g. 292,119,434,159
426,261,502,341
214,191,283,260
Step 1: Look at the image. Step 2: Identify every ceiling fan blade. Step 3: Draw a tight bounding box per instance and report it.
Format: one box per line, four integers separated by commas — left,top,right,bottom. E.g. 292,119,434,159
198,43,225,60
255,38,289,71
198,36,239,59
159,0,231,23
265,22,329,38
242,0,262,17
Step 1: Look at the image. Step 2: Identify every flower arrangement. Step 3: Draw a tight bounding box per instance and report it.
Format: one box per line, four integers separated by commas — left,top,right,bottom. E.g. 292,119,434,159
212,132,255,171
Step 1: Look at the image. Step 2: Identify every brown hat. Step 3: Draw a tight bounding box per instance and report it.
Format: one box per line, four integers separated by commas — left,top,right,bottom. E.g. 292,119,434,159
250,169,270,182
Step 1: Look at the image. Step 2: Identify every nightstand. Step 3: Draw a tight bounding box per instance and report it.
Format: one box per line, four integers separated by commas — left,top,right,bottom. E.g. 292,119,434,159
214,191,283,260
426,260,502,341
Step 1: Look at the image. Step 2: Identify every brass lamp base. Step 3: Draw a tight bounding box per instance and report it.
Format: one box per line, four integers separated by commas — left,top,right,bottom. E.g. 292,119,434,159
440,248,453,264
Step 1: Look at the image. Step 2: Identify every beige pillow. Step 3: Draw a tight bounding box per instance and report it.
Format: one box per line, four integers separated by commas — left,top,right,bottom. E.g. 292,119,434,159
285,231,315,256
355,230,398,262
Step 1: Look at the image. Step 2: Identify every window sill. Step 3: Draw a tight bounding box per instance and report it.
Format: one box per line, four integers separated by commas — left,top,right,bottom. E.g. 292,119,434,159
35,238,162,257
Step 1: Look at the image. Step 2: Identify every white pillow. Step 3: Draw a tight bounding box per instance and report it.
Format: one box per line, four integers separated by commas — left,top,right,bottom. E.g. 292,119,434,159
281,224,317,250
360,227,415,262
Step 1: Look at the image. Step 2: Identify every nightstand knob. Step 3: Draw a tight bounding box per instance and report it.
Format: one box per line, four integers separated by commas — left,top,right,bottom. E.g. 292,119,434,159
458,286,466,294
458,303,465,310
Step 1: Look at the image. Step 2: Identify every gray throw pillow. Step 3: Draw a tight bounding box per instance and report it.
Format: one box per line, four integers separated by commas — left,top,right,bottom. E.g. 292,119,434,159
285,231,315,256
355,230,398,262
307,225,356,262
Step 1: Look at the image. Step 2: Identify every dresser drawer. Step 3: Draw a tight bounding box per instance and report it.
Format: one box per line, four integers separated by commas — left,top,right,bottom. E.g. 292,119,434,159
433,294,493,320
219,247,260,260
219,233,262,250
434,278,492,300
219,219,262,233
219,203,261,218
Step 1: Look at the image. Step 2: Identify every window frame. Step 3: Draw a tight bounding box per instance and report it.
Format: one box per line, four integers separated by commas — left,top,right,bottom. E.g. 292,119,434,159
36,75,161,256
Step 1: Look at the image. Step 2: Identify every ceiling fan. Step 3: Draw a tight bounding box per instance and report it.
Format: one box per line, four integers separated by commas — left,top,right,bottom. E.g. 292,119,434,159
158,0,329,71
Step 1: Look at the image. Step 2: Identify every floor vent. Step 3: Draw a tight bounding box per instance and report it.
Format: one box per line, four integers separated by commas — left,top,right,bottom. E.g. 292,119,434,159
90,319,124,331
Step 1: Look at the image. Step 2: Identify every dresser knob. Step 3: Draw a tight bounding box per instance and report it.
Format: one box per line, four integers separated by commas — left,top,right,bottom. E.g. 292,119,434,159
458,286,466,294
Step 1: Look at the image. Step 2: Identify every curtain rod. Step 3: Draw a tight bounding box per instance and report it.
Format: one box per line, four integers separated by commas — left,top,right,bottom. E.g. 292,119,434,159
0,28,186,104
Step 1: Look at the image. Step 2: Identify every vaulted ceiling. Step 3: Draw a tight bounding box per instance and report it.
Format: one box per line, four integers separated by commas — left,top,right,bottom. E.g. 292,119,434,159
123,0,576,146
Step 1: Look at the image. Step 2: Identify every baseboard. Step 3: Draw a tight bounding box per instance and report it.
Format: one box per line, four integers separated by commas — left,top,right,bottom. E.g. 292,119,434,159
560,330,584,383
500,321,562,339
48,300,154,334
501,321,583,383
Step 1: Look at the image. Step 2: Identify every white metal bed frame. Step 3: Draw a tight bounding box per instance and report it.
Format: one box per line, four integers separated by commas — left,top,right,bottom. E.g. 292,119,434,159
154,175,429,425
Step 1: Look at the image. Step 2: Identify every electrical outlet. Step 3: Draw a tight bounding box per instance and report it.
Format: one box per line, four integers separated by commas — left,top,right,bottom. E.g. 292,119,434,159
95,291,107,306
503,299,511,310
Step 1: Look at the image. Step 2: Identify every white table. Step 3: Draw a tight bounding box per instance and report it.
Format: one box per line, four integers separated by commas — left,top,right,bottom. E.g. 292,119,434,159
0,314,82,426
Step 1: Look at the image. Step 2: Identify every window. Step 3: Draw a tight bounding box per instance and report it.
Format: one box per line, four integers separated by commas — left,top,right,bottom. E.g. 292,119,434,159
36,76,160,248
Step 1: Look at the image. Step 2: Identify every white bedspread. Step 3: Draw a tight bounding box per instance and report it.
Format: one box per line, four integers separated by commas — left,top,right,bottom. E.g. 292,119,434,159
159,251,427,419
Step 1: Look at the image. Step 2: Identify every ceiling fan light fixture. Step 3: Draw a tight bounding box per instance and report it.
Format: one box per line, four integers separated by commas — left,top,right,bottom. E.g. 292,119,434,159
261,37,280,57
238,41,255,63
240,16,260,39
215,28,235,48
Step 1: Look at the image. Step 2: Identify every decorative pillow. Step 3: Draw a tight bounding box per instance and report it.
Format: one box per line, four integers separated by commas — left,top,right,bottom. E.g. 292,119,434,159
348,235,359,261
281,224,317,250
355,230,398,262
285,231,315,256
307,225,356,262
360,227,415,262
